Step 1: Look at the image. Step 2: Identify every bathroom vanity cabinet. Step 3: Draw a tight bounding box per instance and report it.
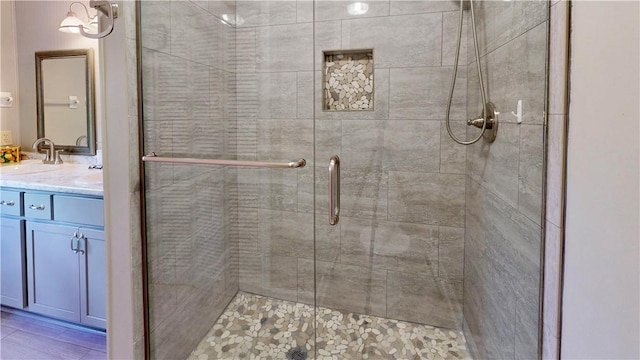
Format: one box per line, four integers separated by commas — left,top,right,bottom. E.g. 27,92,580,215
0,188,105,329
0,216,27,309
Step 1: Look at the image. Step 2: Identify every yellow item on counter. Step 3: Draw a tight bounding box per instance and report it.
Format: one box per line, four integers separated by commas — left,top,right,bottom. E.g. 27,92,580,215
0,146,21,163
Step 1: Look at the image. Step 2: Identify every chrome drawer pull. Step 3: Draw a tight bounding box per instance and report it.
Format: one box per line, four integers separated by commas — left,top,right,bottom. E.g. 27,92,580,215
0,200,15,206
29,204,46,211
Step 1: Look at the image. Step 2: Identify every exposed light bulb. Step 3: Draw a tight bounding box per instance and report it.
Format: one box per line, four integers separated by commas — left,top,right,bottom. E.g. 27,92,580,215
347,2,369,16
221,13,245,27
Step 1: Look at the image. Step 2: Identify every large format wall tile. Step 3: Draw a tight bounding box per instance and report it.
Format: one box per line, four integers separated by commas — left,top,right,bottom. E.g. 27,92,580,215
341,169,389,219
299,260,387,317
463,232,517,359
296,72,314,119
256,73,298,119
440,120,467,174
515,297,540,359
141,49,189,125
298,0,391,23
438,226,465,279
389,67,466,120
257,208,343,264
256,22,313,72
389,0,459,16
388,172,465,227
342,13,442,68
473,0,548,56
259,209,314,259
469,23,547,125
255,21,341,72
235,207,259,253
464,174,543,359
171,1,229,69
466,123,520,209
341,120,441,172
234,28,256,72
207,1,235,21
340,217,439,274
149,272,233,360
236,1,298,27
257,119,313,162
442,11,468,67
140,1,170,53
387,271,463,329
239,252,299,303
236,73,259,120
236,168,299,211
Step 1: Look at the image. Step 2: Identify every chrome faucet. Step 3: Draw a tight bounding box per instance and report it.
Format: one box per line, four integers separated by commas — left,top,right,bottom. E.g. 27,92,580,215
32,138,63,164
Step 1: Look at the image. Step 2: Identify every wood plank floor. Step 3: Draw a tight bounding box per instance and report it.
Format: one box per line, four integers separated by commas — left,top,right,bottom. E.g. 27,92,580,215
0,311,106,360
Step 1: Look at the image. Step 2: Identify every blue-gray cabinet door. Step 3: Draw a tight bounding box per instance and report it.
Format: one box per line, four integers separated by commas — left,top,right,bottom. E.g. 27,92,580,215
26,222,81,323
78,227,106,329
0,217,27,308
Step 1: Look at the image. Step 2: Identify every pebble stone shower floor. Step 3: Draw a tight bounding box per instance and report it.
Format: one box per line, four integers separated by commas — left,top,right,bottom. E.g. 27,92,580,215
188,292,471,360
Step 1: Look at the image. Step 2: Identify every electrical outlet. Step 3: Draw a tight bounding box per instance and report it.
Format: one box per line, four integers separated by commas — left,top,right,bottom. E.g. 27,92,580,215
1,130,13,146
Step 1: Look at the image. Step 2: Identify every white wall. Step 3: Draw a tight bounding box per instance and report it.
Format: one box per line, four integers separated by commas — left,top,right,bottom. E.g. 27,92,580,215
562,1,640,359
0,0,20,142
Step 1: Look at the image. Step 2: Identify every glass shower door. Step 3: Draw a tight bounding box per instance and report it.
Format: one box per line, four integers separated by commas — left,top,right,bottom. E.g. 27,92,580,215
309,1,469,358
139,0,547,358
310,0,547,359
139,1,317,359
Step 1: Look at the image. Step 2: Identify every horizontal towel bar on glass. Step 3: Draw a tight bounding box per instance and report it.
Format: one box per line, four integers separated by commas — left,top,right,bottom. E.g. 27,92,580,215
142,153,306,169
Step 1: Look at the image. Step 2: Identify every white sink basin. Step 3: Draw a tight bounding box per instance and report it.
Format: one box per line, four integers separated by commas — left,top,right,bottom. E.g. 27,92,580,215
0,160,63,175
74,172,103,186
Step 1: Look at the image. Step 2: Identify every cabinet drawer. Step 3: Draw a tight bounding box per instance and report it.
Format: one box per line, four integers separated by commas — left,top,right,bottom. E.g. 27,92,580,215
0,190,22,217
24,193,52,220
53,196,104,227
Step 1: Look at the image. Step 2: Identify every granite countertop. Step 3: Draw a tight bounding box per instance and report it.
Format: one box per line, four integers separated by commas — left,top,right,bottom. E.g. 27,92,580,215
0,160,103,197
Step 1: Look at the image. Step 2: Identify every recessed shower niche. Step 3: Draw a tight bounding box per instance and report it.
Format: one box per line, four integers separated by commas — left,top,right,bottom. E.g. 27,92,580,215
323,50,373,111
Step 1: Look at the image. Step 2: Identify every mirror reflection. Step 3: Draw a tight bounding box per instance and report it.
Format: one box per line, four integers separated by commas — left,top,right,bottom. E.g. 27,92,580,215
1,1,102,157
36,49,95,155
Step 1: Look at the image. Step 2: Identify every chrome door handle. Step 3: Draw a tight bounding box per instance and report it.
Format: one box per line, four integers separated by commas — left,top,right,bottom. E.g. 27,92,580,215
71,232,78,253
76,233,86,255
0,200,15,206
328,155,340,226
29,204,45,210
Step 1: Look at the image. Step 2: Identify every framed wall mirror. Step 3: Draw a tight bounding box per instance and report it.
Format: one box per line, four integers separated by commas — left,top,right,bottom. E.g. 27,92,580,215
35,49,96,155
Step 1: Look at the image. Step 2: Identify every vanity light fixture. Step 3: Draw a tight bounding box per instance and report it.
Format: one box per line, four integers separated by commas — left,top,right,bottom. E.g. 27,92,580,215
58,1,118,39
58,2,94,34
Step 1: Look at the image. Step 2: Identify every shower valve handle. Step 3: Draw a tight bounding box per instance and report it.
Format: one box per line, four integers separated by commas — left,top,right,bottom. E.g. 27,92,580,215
467,117,485,128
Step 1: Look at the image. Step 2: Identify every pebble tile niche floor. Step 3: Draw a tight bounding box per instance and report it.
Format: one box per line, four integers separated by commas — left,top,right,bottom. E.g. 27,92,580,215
188,292,471,360
324,52,374,111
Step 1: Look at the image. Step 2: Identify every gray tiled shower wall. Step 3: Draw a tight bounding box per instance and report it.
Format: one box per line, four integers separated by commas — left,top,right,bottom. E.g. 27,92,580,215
141,1,239,359
463,1,547,359
234,0,469,331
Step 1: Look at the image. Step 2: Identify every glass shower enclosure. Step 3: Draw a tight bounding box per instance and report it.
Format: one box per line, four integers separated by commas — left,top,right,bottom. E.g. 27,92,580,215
138,1,548,359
